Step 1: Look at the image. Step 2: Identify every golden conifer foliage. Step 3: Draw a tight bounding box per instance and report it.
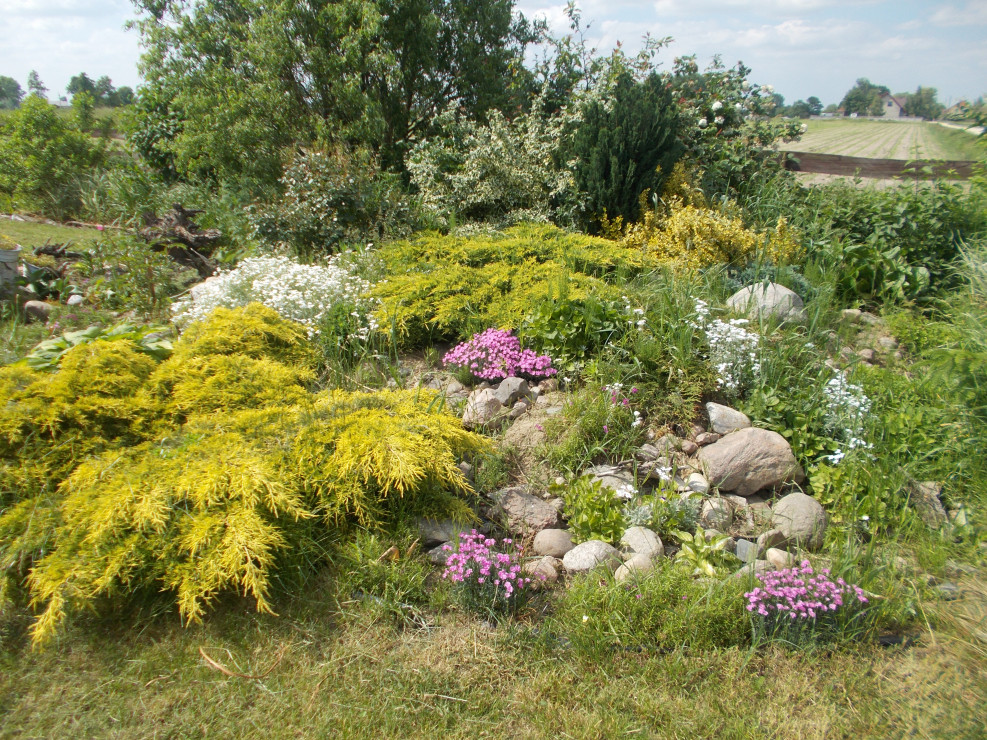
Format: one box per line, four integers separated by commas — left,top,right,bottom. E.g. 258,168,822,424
0,306,485,645
373,224,659,346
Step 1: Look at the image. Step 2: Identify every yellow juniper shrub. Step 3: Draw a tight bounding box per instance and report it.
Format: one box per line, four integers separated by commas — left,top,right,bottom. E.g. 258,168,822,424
0,307,487,645
373,223,660,346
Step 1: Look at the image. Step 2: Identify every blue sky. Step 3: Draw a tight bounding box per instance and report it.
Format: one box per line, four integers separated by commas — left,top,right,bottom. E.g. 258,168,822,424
2,0,985,107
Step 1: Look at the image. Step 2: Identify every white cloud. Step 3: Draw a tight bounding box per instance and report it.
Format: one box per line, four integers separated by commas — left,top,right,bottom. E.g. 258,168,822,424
931,2,987,27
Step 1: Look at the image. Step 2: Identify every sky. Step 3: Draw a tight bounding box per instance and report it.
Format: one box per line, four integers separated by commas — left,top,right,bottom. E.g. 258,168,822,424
1,0,985,107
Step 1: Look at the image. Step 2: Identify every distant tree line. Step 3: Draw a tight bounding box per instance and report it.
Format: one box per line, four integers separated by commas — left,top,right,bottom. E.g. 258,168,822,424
0,71,134,109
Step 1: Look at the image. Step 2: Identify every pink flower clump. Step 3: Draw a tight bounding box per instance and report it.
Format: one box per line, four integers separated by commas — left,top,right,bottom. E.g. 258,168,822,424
441,530,533,600
745,561,868,620
443,328,557,381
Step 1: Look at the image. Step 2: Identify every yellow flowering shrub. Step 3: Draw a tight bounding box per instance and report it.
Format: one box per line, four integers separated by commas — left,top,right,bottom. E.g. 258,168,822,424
618,203,801,270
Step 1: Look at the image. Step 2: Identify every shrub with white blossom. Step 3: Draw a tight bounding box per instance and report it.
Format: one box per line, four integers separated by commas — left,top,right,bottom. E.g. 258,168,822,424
171,255,379,341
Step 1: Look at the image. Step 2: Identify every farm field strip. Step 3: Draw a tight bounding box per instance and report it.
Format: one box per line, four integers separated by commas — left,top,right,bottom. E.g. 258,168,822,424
786,120,981,160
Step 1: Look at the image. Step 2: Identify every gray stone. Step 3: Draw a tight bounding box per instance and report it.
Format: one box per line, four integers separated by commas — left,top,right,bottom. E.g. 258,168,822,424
584,465,636,495
859,311,884,327
490,486,562,533
427,544,450,566
619,527,664,559
492,377,530,406
771,492,828,551
734,560,773,579
509,400,530,419
636,444,664,462
877,336,899,350
23,300,53,323
727,282,806,323
735,539,760,563
842,308,863,323
533,529,575,558
756,528,787,551
523,556,560,586
502,413,548,456
65,294,85,306
615,553,656,582
680,440,699,456
687,473,710,495
446,378,467,396
462,388,506,429
905,480,948,529
458,461,474,482
418,518,469,548
705,402,752,435
562,540,622,573
698,427,804,496
695,432,720,446
700,498,733,530
936,582,961,601
538,378,559,393
765,548,795,570
856,348,877,363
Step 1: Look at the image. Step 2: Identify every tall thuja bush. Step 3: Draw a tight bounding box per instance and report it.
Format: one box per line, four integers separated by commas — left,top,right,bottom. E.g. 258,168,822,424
570,71,683,231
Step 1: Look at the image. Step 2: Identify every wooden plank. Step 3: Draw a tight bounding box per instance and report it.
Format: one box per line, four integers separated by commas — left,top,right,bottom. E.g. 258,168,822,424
777,151,976,179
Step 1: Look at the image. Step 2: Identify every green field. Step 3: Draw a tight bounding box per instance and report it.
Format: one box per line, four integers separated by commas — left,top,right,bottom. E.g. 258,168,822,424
787,119,983,160
0,218,105,250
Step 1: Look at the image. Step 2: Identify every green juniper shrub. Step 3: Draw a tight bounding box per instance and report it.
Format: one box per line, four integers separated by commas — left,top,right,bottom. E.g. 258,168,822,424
372,224,658,348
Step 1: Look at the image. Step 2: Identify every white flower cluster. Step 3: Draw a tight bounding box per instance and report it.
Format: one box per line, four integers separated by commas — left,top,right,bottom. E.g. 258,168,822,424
614,483,638,501
171,255,379,340
622,296,648,330
822,370,872,464
690,299,761,395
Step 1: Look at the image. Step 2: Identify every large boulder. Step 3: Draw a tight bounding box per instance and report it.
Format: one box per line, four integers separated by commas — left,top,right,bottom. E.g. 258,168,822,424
705,402,751,435
562,540,622,573
697,427,804,496
770,492,828,551
489,486,562,534
418,518,470,548
727,282,806,323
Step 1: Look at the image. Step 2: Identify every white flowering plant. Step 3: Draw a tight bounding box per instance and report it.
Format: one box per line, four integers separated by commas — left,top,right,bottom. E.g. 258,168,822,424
688,299,761,398
171,255,380,348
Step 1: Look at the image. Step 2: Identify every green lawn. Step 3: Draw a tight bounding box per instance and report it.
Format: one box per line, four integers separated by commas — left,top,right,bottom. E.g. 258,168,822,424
0,218,105,250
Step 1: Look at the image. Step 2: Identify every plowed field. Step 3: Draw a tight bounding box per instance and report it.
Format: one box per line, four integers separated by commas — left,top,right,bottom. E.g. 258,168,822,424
785,119,981,160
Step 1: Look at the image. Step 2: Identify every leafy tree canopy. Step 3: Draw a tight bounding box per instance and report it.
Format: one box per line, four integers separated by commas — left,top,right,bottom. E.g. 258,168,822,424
0,76,23,110
129,0,537,189
27,70,47,99
840,78,889,116
906,86,943,120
